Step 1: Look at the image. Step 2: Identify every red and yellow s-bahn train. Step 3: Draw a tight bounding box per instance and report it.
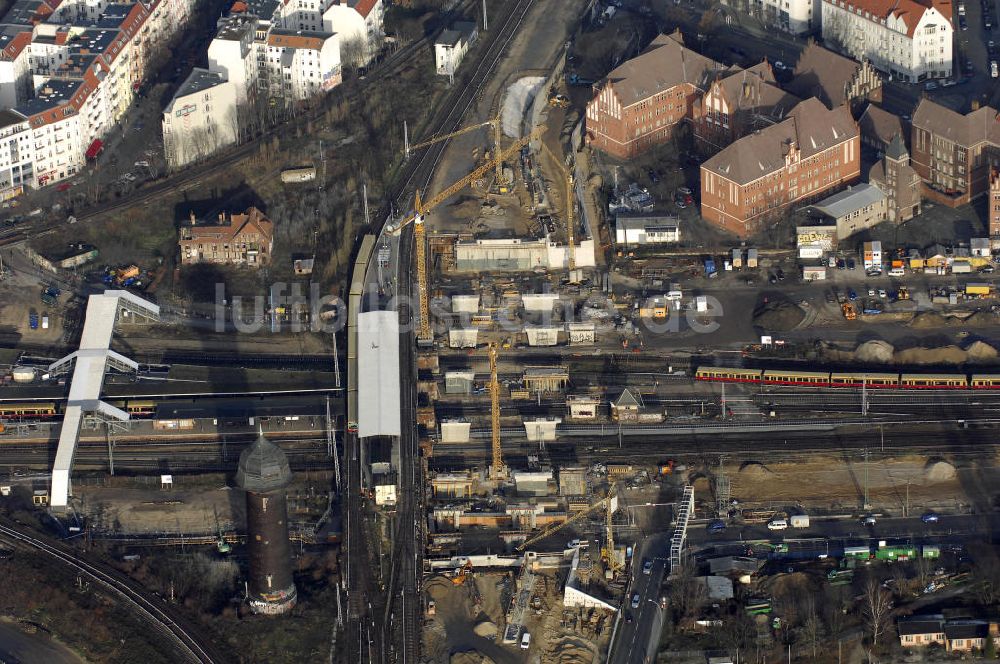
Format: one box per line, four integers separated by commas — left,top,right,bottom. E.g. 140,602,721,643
0,399,157,421
694,367,1000,389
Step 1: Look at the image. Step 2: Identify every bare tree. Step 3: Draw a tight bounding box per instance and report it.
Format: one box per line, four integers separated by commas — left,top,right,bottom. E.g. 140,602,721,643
862,577,892,652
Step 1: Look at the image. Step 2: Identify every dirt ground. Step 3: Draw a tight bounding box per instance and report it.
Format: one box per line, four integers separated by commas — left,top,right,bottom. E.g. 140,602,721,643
725,452,995,514
0,267,71,342
424,569,609,664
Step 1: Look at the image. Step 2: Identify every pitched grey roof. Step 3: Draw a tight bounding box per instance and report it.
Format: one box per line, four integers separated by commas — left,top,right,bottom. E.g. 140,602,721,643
885,133,908,160
897,615,944,636
615,388,640,408
811,183,885,219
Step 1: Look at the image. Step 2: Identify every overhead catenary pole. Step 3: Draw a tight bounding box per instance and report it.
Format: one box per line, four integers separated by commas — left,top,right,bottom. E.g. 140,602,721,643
362,183,370,227
403,120,410,158
482,0,488,30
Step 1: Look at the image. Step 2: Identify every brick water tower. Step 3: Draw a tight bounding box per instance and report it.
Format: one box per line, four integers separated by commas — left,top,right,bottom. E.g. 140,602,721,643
236,432,297,615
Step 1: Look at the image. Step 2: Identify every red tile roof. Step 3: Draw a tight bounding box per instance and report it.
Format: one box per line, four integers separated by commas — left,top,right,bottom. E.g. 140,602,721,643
352,0,378,18
827,0,952,36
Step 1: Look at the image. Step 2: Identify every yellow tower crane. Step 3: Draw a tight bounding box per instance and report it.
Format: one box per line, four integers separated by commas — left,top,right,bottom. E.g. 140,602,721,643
604,484,622,574
488,343,504,480
538,140,576,273
516,484,619,554
389,126,545,344
403,115,514,192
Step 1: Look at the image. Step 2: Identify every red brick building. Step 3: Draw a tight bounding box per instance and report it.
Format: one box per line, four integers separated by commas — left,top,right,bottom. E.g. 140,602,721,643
179,207,274,266
585,31,722,159
699,98,861,236
910,99,1000,207
692,60,800,153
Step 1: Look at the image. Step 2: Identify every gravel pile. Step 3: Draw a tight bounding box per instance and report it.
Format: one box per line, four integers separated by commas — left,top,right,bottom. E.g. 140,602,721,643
854,340,895,364
752,299,806,331
925,461,957,482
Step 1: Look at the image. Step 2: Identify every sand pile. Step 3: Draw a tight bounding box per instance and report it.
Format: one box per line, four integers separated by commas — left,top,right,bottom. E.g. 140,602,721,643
965,340,999,361
893,345,966,365
909,311,949,329
855,340,895,364
740,462,775,478
753,299,806,331
964,310,997,326
472,621,497,638
545,636,597,664
450,652,495,664
925,461,957,482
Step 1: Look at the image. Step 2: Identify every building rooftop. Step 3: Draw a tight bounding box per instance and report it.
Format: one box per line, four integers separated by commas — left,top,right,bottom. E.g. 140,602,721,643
811,183,886,219
16,78,83,117
709,60,798,120
267,28,332,50
165,68,228,113
436,28,461,47
859,104,905,148
236,432,293,492
702,98,859,185
0,108,26,129
824,0,952,35
944,621,989,640
787,41,877,109
616,214,680,232
215,13,256,40
912,98,1000,147
600,31,723,107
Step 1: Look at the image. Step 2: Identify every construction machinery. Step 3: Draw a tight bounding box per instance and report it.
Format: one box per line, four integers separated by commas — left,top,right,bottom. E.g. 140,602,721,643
488,343,505,481
451,560,474,585
538,140,577,274
841,302,857,320
404,115,513,193
516,485,620,572
388,126,544,344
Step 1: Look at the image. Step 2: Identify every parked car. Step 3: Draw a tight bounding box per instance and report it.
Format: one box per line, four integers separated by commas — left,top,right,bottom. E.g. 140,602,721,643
862,515,877,526
643,560,653,575
631,594,641,609
848,289,857,301
836,258,846,269
925,80,939,90
708,519,726,533
992,61,998,78
847,258,856,270
921,512,941,523
767,518,788,531
878,289,887,298
776,268,785,281
647,169,660,183
981,265,995,274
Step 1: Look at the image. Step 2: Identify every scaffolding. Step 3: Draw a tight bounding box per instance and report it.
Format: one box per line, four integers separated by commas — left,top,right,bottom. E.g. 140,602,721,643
669,485,695,571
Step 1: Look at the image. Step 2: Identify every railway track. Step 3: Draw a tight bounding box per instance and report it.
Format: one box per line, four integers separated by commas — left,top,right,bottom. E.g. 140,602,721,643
0,522,224,663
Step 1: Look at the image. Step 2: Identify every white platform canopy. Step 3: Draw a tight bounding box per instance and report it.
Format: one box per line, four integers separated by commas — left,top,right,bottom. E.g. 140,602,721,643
357,310,400,438
49,291,159,508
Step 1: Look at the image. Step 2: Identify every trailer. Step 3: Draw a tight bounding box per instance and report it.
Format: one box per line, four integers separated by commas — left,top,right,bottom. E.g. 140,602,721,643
789,514,810,528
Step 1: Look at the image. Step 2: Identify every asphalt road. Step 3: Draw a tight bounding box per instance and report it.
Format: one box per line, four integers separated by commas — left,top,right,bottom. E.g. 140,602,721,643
609,534,670,664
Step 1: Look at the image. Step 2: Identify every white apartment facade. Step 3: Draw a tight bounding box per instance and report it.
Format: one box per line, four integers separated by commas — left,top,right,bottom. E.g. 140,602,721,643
208,15,259,105
750,0,820,34
0,29,32,108
162,68,239,170
0,110,34,199
821,0,953,81
264,29,341,101
271,0,384,65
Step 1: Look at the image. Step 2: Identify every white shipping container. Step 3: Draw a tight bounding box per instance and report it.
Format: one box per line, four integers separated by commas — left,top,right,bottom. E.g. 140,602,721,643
11,366,36,383
695,295,708,312
41,316,49,329
790,514,810,528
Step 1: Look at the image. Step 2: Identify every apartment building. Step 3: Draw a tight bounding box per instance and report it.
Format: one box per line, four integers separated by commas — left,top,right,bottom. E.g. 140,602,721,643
179,207,275,266
0,29,32,108
0,110,33,199
208,14,260,105
162,69,240,170
585,31,724,160
434,21,478,77
785,41,882,112
693,60,799,152
820,0,953,82
700,98,861,235
272,0,383,66
747,0,821,33
910,98,1000,206
0,0,196,194
263,29,341,101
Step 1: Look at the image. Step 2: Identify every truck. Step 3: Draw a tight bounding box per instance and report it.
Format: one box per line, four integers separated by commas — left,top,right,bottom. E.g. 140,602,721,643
280,166,317,183
28,312,38,329
790,514,810,528
746,248,758,269
966,283,992,298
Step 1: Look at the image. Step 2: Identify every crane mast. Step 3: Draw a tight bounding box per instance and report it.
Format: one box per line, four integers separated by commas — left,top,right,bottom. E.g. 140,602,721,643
394,127,545,345
539,140,576,273
489,343,504,479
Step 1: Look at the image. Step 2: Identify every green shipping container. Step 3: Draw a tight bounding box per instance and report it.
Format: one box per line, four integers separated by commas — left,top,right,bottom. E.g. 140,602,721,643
921,545,941,559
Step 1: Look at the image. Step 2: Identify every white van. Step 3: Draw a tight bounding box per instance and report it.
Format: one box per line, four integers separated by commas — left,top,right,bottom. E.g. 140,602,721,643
520,632,531,649
767,518,788,531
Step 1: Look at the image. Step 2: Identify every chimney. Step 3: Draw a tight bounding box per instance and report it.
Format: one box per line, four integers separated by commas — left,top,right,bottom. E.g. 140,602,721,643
189,210,196,225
